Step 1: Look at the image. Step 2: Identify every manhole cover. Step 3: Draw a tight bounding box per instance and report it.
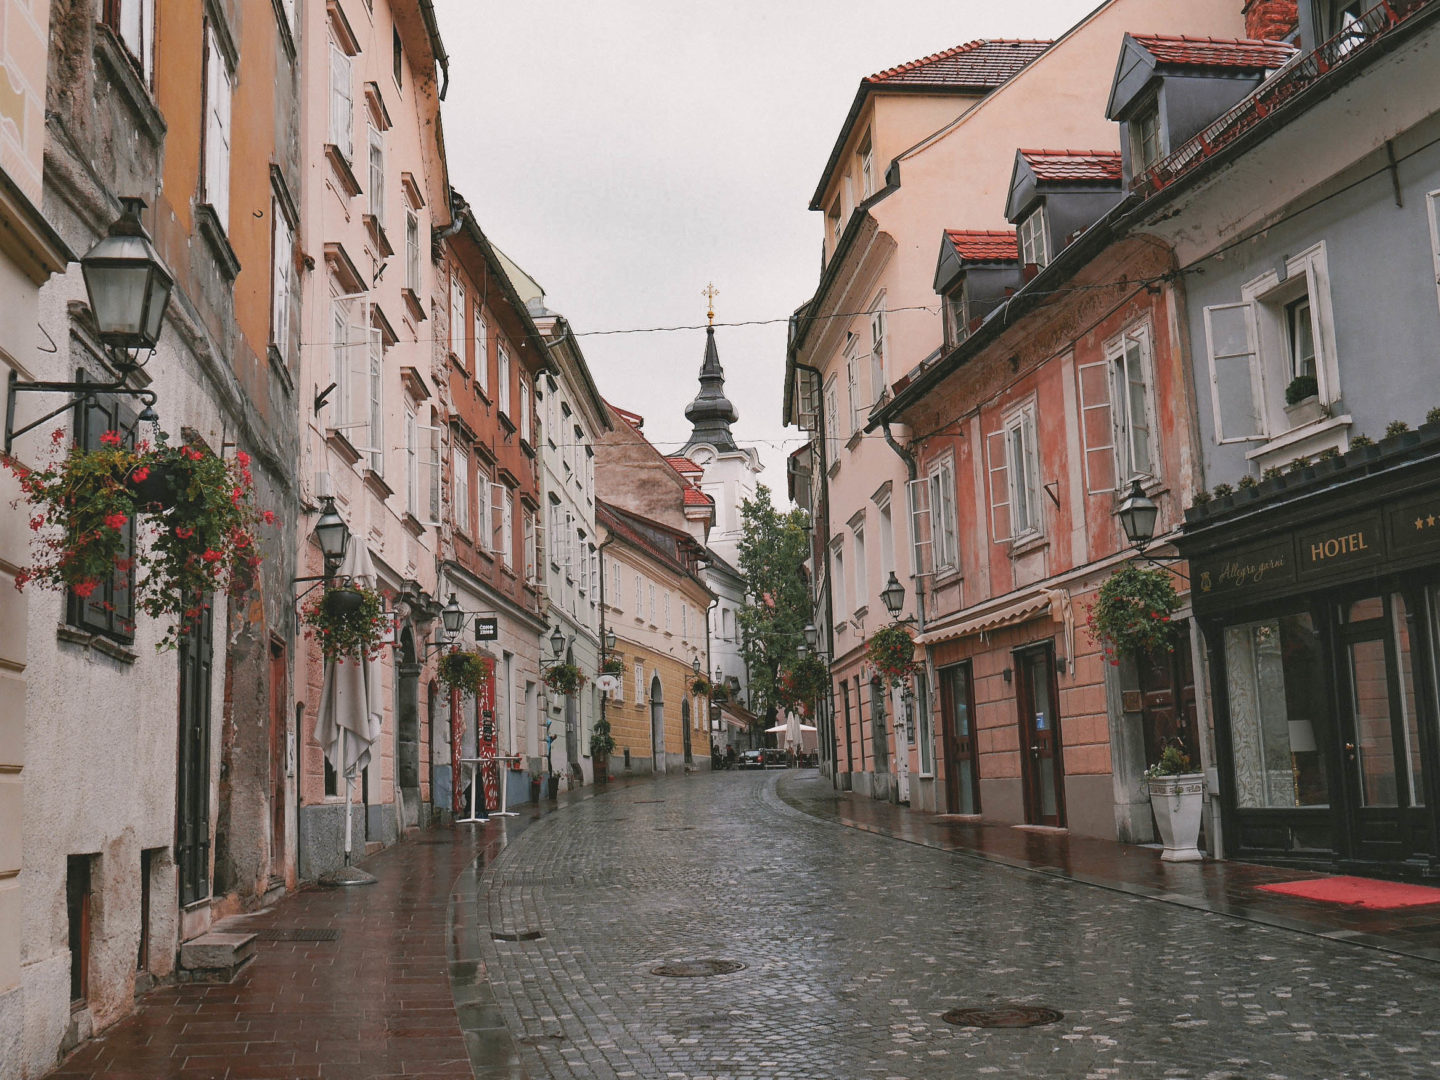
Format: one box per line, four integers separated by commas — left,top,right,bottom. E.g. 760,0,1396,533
650,959,746,977
942,1005,1064,1029
493,929,545,942
251,928,339,942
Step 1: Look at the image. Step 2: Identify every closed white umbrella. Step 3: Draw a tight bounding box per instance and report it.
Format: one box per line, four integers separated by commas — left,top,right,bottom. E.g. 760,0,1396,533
314,543,384,885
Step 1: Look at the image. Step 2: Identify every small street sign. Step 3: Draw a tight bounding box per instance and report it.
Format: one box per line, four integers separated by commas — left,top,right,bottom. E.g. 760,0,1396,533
474,615,499,641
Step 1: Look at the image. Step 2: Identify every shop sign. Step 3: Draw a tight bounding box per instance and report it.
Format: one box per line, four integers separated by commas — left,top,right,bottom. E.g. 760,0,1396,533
1297,512,1384,580
1387,495,1440,558
1193,538,1294,600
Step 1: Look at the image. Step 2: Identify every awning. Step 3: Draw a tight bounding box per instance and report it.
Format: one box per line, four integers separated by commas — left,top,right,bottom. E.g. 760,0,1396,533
917,589,1065,647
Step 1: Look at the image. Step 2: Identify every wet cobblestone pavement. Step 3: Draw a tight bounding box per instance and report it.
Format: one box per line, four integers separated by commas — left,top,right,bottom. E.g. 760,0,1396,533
479,771,1440,1080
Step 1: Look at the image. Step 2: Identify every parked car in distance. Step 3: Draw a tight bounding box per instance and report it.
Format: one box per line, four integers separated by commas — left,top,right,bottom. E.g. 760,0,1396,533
761,748,792,769
737,750,764,770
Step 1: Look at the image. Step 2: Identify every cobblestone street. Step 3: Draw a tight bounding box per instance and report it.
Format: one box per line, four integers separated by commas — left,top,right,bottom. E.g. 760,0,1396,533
479,771,1440,1080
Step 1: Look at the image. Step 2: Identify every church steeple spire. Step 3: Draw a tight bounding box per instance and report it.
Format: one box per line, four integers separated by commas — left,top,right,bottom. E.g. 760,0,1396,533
683,285,738,452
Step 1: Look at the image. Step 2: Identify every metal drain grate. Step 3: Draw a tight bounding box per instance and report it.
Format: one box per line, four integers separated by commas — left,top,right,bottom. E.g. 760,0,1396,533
942,1004,1063,1029
653,826,695,832
492,929,545,942
251,928,340,942
633,799,666,804
517,1033,566,1045
650,959,746,978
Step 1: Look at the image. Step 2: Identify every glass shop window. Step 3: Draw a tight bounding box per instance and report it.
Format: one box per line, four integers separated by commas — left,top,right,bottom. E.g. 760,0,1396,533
1224,613,1330,809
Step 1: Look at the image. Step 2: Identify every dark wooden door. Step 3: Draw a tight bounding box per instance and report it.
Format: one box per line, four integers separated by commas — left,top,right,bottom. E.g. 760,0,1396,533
177,603,214,907
268,640,287,878
1016,642,1065,827
938,662,980,814
1335,593,1432,861
1136,628,1199,768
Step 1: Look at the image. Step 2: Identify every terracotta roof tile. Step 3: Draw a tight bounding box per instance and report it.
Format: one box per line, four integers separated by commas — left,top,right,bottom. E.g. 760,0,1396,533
866,39,1051,88
1130,34,1296,70
665,455,703,475
683,486,713,508
1019,149,1123,182
943,230,1019,262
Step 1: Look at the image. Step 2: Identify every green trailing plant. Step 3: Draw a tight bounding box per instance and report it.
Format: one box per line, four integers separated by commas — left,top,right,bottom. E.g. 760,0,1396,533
1210,483,1234,498
867,623,918,687
302,583,386,661
543,662,585,696
589,714,616,756
1385,420,1412,438
1427,406,1440,426
1143,739,1195,780
1284,375,1319,406
1086,564,1181,665
438,649,490,697
1350,434,1375,448
4,428,273,649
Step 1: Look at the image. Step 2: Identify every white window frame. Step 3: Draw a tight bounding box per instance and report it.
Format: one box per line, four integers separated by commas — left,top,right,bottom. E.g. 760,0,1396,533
1202,241,1340,444
1019,205,1049,268
405,210,421,293
1105,323,1158,484
844,337,862,435
366,320,384,473
269,198,294,361
944,282,969,348
824,376,840,460
474,309,489,396
611,562,621,607
449,274,465,358
203,26,233,228
405,406,418,519
498,343,512,417
524,511,537,583
476,466,491,551
874,488,895,579
454,445,471,536
520,378,532,444
329,41,354,162
869,299,887,405
858,130,874,198
664,591,671,630
926,456,958,573
634,661,644,703
368,125,385,227
1005,407,1042,541
1130,101,1162,174
850,517,867,612
830,537,846,624
648,583,656,625
501,488,514,570
112,0,157,86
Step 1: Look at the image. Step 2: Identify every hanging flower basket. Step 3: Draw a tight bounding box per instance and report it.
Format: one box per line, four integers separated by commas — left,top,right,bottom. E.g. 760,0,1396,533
438,649,490,697
4,428,274,649
867,623,918,687
302,583,386,661
690,675,714,697
1086,564,1181,664
710,682,729,703
543,662,585,696
600,653,625,677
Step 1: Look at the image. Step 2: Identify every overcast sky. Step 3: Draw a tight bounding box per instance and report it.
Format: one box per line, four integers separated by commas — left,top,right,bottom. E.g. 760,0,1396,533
432,0,1102,499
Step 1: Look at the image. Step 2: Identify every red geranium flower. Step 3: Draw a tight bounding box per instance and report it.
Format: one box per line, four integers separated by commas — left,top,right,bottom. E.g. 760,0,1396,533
104,512,128,530
99,430,122,447
131,466,150,483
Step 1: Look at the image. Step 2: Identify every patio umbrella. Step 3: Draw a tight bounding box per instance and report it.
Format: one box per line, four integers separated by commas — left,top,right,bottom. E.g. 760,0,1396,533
314,543,384,886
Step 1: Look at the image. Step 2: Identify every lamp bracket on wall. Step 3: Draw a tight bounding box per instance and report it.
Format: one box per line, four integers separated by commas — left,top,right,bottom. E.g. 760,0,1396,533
5,369,158,456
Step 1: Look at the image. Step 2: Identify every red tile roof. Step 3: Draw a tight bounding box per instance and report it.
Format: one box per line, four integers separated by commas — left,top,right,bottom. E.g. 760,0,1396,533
866,39,1051,87
1130,34,1296,70
682,486,713,508
1019,149,1123,183
943,230,1019,262
665,455,703,476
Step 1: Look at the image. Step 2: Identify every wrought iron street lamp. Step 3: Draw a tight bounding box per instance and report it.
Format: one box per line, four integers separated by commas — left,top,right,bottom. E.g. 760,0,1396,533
1117,478,1160,550
549,625,566,658
881,572,906,618
604,628,617,652
803,623,818,650
440,594,466,637
81,197,174,355
313,496,350,578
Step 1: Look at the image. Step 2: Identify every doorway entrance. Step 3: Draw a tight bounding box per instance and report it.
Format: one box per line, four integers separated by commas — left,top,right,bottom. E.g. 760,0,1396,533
1135,629,1200,774
938,662,980,815
268,638,287,884
681,699,693,765
177,603,214,907
1015,642,1065,827
1336,592,1431,861
650,674,665,773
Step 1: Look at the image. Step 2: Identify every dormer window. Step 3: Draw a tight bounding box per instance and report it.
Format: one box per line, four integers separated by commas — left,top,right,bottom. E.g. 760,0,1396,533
829,197,843,245
1019,207,1049,269
1131,102,1162,173
858,131,874,198
944,281,970,347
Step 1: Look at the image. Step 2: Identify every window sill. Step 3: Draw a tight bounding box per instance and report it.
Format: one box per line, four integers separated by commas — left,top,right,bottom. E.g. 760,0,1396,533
402,512,427,538
520,438,536,458
1008,533,1049,559
325,145,363,198
363,214,393,258
195,204,241,283
402,288,427,322
57,623,137,665
499,413,516,435
852,604,869,622
1244,413,1353,471
362,469,392,501
266,344,295,395
325,429,362,465
93,23,166,145
448,353,470,381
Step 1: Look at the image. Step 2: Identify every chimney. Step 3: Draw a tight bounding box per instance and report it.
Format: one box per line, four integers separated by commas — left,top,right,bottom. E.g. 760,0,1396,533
1243,0,1298,41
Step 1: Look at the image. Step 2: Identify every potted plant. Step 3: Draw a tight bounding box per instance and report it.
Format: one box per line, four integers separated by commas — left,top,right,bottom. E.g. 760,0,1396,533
1381,419,1421,452
710,682,730,704
1314,445,1345,476
438,649,490,697
600,653,624,677
590,716,616,783
1209,482,1235,511
543,662,585,697
690,674,714,697
1144,741,1205,862
302,582,386,661
1283,374,1325,428
867,623,918,687
1344,433,1380,464
1086,564,1181,667
1421,406,1440,439
5,429,272,649
1235,473,1260,501
1183,488,1212,524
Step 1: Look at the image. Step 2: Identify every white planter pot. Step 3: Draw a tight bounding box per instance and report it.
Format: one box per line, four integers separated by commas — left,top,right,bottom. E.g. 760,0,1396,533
1147,772,1205,862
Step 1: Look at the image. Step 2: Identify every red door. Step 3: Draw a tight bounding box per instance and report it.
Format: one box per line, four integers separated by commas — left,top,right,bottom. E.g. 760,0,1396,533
1016,643,1065,827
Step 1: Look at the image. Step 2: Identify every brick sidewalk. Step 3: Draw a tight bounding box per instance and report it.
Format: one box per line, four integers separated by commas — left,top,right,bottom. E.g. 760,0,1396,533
46,777,653,1080
778,772,1440,963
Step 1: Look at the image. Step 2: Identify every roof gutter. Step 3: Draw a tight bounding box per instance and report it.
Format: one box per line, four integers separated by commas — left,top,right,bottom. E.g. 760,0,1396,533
451,198,556,374
417,0,451,100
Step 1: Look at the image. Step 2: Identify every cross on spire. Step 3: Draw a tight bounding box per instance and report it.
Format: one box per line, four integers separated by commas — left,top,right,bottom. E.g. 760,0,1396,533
702,282,719,326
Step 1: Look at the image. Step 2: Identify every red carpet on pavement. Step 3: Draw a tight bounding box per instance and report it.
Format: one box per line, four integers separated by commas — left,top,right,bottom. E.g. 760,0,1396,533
1256,875,1440,909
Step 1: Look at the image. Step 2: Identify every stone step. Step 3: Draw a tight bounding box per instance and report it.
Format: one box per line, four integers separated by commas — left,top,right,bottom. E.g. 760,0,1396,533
178,931,256,984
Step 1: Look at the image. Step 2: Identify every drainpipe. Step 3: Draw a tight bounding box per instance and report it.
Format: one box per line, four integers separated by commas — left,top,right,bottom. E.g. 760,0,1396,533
792,359,838,788
435,194,469,246
882,422,933,803
597,534,616,777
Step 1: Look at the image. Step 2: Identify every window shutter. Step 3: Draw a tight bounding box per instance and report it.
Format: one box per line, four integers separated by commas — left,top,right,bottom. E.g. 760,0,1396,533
204,31,231,226
365,324,384,468
345,300,372,446
905,477,932,579
419,423,441,525
329,44,353,159
1077,359,1116,495
491,483,506,553
986,430,1012,542
270,207,293,356
1203,302,1265,442
1123,332,1153,477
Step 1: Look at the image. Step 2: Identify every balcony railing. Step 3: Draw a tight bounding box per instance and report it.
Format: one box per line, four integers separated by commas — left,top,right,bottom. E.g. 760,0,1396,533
1132,0,1431,195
